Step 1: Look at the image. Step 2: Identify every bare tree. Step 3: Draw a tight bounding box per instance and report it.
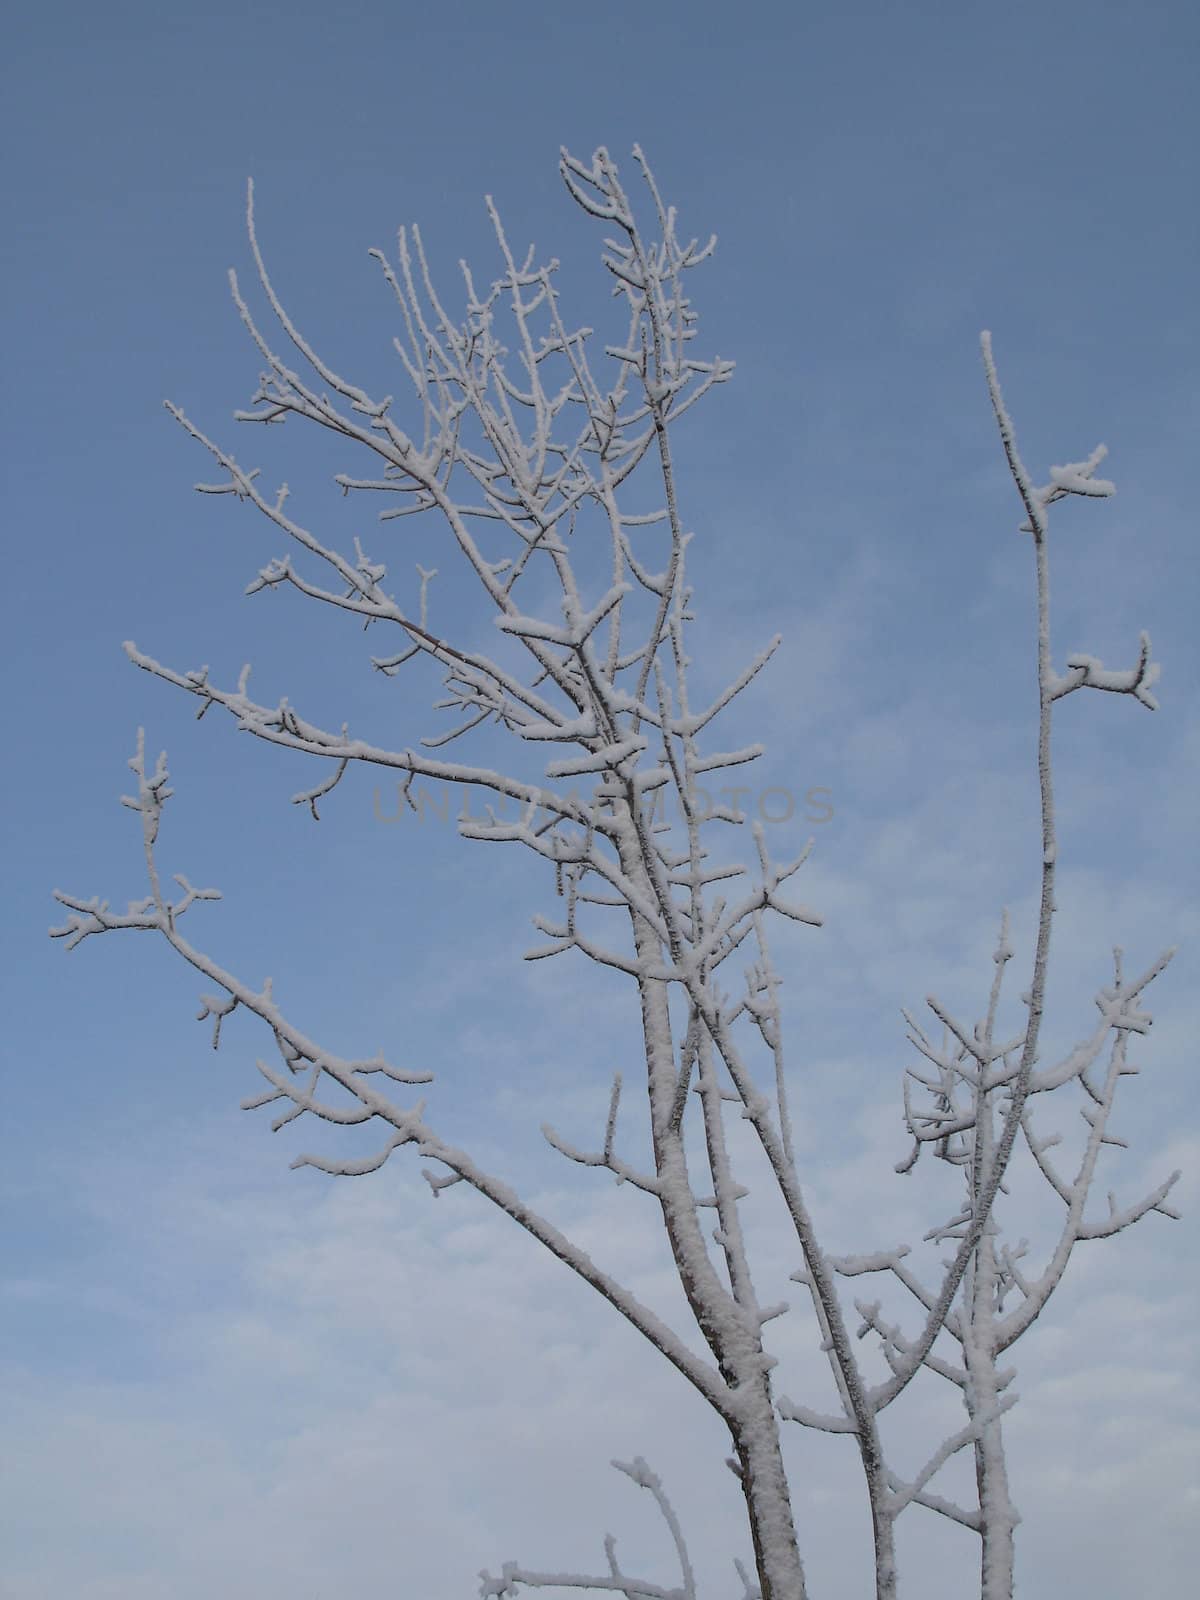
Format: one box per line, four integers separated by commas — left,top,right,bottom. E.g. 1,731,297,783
52,146,1178,1600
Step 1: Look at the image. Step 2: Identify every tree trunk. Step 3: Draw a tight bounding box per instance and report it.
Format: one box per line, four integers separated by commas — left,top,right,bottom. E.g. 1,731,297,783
619,826,808,1599
869,1492,899,1600
731,1375,809,1600
968,1101,1017,1600
974,1415,1016,1600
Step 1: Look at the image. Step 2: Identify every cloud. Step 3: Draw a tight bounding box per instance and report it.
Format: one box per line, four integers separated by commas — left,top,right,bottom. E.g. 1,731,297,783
5,1014,1195,1600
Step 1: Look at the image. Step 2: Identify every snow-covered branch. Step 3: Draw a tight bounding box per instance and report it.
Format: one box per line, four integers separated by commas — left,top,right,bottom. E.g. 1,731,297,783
51,148,1179,1600
480,1457,707,1600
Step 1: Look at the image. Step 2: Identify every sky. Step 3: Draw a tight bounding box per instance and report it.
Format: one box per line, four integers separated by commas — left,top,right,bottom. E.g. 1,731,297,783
2,0,1198,1595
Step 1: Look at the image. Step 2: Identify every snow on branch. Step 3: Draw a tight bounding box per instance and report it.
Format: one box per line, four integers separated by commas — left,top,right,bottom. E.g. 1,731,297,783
53,736,737,1423
887,1395,1018,1521
478,1457,699,1600
1047,629,1161,709
542,1073,662,1195
51,146,1181,1600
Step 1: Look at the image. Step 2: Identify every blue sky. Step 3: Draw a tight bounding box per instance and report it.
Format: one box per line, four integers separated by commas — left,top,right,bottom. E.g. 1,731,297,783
3,1,1197,1596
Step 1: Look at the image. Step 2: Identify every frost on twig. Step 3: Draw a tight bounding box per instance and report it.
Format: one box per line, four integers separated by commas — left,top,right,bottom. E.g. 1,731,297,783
54,147,821,1599
542,1074,662,1195
53,736,734,1426
842,344,1181,1594
781,348,1178,1597
478,1457,698,1600
52,154,1178,1600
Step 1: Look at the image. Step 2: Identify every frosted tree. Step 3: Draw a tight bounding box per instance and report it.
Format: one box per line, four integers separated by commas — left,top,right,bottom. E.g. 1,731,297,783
51,147,1178,1600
